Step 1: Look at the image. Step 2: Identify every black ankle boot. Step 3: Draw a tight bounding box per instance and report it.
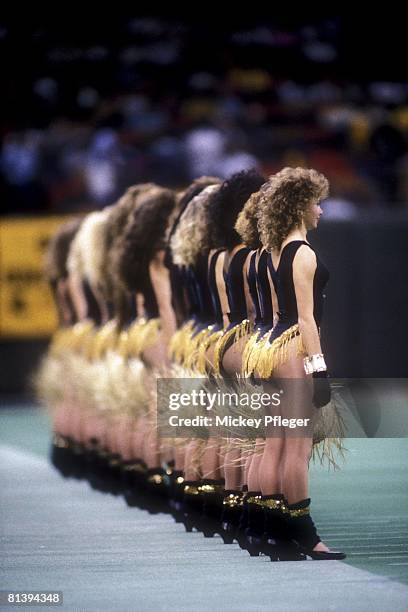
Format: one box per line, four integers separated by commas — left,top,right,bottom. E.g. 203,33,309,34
221,490,244,528
243,492,264,556
70,440,87,480
183,480,204,513
200,479,225,520
122,461,148,507
181,481,206,532
261,495,305,561
146,468,170,498
169,470,184,501
167,470,185,521
286,498,346,560
236,491,256,548
105,453,123,495
50,434,73,478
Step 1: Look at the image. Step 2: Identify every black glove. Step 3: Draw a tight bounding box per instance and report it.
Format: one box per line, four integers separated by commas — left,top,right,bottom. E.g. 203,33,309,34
312,371,331,409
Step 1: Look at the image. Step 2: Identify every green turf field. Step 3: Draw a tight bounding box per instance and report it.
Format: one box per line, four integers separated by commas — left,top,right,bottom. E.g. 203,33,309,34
1,405,407,611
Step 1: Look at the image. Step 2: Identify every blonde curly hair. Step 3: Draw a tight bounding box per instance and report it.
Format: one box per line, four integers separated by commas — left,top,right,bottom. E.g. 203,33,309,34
258,167,329,251
234,190,263,249
170,184,221,266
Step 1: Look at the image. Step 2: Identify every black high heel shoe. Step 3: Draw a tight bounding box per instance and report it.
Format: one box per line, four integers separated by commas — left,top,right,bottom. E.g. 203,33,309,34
286,498,346,560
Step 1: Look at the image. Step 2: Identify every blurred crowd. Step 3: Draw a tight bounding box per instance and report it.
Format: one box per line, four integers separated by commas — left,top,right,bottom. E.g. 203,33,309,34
1,17,407,216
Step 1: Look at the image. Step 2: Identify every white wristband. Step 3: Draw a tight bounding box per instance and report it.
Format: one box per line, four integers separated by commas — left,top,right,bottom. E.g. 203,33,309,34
303,353,327,375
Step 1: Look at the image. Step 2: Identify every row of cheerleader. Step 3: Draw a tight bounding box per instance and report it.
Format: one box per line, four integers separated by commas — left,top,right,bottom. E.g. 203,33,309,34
36,167,346,561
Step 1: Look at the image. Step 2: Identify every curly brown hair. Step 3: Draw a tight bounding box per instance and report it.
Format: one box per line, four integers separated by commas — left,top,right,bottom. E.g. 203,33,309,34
45,218,82,282
170,184,221,266
101,183,155,299
258,167,329,251
114,186,176,293
234,190,263,249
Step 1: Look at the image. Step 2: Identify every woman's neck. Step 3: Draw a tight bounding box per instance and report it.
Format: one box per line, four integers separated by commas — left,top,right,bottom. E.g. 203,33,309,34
285,225,307,245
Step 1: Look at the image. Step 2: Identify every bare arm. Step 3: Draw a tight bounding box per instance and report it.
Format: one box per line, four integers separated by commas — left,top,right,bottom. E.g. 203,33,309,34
68,274,88,321
215,250,229,328
293,245,322,356
135,292,144,319
149,249,177,345
56,278,75,325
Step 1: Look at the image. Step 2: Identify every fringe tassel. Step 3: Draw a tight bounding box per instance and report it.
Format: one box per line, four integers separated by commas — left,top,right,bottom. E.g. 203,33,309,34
138,318,161,355
311,394,347,470
128,318,160,357
195,329,224,374
213,319,252,376
183,325,214,371
242,329,270,377
256,324,305,378
116,329,130,359
169,320,195,364
91,320,118,360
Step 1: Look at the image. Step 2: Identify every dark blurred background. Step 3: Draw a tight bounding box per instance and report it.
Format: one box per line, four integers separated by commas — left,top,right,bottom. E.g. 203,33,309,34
1,16,407,394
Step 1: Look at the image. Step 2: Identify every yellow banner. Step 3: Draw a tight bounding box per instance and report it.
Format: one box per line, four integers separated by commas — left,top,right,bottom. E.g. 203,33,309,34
0,216,72,338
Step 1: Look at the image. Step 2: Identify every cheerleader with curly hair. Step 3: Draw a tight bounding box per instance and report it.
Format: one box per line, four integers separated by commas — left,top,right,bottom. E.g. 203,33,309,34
254,167,345,560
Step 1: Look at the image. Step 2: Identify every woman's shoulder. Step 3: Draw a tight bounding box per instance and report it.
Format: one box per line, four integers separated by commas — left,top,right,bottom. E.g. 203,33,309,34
292,243,317,273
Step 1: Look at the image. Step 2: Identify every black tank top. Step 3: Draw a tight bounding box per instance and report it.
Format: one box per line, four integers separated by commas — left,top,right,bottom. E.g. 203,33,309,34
208,249,226,328
184,265,200,321
167,261,189,325
247,250,262,328
257,249,273,331
194,254,215,325
269,240,329,342
224,246,250,327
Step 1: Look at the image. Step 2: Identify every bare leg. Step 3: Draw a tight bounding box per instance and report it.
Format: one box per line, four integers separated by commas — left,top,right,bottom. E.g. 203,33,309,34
184,439,204,481
174,441,186,472
273,340,330,552
247,447,263,491
200,439,222,480
219,335,249,489
223,440,242,489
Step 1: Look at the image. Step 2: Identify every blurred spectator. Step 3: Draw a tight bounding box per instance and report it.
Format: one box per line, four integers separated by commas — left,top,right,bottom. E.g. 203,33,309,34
1,18,407,214
1,131,49,213
84,129,123,205
322,197,358,220
184,124,225,179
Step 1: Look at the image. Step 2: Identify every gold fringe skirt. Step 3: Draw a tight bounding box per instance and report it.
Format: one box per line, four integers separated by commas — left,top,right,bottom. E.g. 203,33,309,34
213,319,252,376
242,328,270,377
184,324,219,372
255,324,306,379
195,327,224,375
128,317,161,358
168,320,195,365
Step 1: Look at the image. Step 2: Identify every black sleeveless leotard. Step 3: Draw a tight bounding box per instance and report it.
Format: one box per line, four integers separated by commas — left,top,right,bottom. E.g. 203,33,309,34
224,246,251,331
257,249,274,334
208,249,226,330
193,253,215,327
247,250,262,329
269,240,329,343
